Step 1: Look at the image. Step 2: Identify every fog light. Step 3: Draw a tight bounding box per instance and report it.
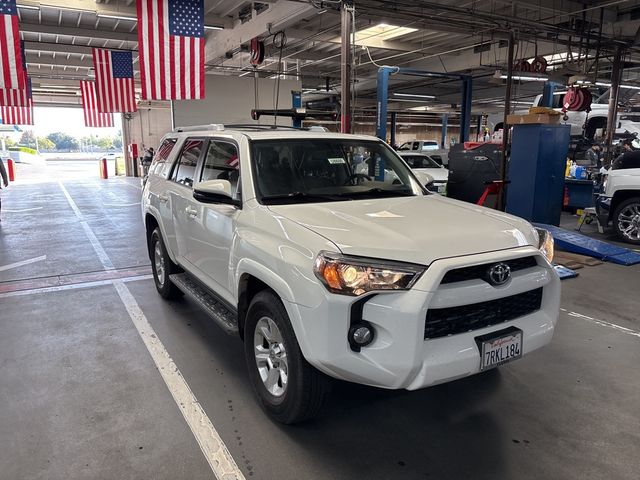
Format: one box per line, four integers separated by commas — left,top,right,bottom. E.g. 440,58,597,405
348,322,374,351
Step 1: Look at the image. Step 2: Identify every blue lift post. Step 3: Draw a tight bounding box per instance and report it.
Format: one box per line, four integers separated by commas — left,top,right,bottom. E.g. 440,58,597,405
291,90,302,128
541,81,563,108
390,112,397,146
376,67,472,143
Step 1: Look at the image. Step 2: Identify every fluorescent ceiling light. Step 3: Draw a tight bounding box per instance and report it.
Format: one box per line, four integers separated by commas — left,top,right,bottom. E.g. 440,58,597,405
204,25,224,31
97,13,137,21
595,81,640,90
354,24,418,43
500,74,548,82
17,3,39,10
409,106,430,111
393,92,435,99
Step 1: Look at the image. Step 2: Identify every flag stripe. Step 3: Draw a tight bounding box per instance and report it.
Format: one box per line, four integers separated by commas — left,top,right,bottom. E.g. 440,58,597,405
80,80,114,127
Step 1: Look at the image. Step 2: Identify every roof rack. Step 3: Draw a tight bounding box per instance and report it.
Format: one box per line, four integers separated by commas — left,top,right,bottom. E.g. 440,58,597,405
173,124,225,133
225,124,301,131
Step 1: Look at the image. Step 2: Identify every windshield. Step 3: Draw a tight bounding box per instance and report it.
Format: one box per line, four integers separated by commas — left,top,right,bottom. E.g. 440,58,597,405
401,155,441,169
251,139,425,204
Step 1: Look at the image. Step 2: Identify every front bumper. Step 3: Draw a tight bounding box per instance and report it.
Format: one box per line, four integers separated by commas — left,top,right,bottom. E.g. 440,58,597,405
286,246,560,390
595,194,612,228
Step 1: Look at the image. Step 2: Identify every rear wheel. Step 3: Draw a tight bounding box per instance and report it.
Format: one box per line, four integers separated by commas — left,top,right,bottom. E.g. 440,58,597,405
613,197,640,245
150,227,182,299
244,290,331,424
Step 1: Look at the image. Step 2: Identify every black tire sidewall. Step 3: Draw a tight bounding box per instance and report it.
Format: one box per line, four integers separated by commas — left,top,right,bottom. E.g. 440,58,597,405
614,198,640,245
244,291,305,419
150,228,172,297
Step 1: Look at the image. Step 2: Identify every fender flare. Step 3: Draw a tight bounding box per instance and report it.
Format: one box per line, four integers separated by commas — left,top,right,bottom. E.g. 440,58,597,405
144,207,178,264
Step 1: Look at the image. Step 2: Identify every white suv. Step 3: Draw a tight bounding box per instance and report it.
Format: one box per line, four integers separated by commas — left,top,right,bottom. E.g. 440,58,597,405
142,124,560,424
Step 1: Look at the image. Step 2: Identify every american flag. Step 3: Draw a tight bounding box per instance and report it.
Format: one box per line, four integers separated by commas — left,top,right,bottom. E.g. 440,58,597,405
0,0,24,89
80,81,114,128
92,48,137,113
136,0,205,100
0,76,31,124
0,40,28,106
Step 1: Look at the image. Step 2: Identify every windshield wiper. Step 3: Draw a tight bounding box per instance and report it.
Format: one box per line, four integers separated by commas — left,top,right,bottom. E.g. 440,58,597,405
261,191,343,203
338,188,417,198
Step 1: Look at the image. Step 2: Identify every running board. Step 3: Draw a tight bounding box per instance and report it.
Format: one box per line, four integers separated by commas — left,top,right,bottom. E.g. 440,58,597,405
169,273,238,335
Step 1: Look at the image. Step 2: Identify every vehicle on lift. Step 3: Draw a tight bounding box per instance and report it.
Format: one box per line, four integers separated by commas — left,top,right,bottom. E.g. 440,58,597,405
397,151,449,194
398,140,439,151
142,124,560,424
596,151,640,244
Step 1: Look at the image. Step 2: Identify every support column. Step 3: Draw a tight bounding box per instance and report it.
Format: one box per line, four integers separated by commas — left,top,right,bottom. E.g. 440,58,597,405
376,67,391,140
498,30,515,211
605,45,624,166
541,82,555,108
441,114,449,148
340,1,353,133
390,112,397,147
459,77,472,142
291,90,302,129
475,115,482,142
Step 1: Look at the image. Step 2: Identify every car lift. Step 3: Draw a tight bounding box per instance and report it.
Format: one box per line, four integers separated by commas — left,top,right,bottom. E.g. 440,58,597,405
250,91,339,128
375,67,473,145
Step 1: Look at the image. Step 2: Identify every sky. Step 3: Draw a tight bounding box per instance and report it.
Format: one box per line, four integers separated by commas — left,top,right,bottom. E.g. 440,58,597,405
17,107,122,138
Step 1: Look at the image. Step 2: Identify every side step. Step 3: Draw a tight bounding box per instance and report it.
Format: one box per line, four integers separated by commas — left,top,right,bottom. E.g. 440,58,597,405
169,273,238,335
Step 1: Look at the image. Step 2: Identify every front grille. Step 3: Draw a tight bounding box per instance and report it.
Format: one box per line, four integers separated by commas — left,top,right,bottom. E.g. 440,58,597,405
424,288,543,339
441,256,538,284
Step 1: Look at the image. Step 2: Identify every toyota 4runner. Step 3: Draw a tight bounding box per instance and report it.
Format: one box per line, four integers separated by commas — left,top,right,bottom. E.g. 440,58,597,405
142,124,560,424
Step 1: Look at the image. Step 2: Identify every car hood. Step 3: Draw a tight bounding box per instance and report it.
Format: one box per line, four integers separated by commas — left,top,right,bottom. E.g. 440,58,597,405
413,167,449,182
268,195,538,265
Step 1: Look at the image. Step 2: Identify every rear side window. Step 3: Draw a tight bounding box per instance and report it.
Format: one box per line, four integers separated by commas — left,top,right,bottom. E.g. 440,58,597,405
171,138,204,187
150,138,177,177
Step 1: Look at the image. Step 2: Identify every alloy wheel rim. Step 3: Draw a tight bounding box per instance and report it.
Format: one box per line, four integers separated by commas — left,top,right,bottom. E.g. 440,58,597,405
154,241,165,286
618,203,640,241
254,316,288,397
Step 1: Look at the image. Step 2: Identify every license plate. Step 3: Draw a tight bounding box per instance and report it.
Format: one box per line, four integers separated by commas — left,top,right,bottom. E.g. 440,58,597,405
478,329,523,371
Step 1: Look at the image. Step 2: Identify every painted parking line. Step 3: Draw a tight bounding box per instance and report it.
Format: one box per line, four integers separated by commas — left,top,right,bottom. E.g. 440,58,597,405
57,180,245,480
102,202,141,207
0,255,47,272
3,207,44,213
561,308,640,339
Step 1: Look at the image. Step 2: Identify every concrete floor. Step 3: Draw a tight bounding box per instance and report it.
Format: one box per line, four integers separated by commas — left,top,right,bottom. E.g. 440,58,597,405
1,161,639,479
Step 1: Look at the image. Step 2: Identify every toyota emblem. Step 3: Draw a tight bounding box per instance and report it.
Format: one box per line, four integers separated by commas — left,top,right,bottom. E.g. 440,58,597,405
487,263,511,286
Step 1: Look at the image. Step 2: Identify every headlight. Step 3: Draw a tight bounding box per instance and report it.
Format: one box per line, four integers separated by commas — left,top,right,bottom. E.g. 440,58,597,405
535,228,554,263
602,175,608,193
313,251,425,296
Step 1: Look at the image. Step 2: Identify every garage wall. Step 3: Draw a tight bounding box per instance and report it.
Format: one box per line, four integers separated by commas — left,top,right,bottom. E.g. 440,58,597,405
172,74,302,127
125,105,173,152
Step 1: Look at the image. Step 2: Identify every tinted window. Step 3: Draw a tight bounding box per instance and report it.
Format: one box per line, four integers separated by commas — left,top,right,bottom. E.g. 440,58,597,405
403,155,440,168
172,139,203,187
612,151,640,170
150,138,177,176
201,141,240,197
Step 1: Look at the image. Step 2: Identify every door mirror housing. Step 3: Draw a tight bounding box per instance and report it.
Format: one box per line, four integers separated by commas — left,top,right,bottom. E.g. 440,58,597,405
193,180,240,206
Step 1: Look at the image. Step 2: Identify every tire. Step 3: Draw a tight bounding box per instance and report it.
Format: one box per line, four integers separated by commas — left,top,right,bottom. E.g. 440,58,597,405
244,290,332,424
613,197,640,245
149,227,182,299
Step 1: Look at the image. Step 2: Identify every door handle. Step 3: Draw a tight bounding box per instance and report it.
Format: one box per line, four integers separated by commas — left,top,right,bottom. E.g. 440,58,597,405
185,206,198,218
158,194,169,204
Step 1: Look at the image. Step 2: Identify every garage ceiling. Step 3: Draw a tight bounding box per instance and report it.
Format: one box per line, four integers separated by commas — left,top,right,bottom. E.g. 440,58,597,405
17,0,640,115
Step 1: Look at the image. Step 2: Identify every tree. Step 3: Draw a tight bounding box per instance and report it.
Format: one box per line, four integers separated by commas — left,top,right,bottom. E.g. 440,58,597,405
20,130,36,146
112,135,123,149
96,136,113,149
47,132,79,151
37,137,55,151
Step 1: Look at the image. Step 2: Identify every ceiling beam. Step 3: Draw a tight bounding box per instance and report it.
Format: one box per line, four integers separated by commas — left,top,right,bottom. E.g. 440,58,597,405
20,21,138,42
204,0,316,65
24,41,93,55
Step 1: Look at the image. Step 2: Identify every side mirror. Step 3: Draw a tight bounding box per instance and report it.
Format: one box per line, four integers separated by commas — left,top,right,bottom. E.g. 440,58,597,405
193,180,239,206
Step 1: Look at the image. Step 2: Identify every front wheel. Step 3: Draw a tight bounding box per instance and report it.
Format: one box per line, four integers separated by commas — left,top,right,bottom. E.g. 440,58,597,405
150,227,182,299
613,197,640,245
244,290,331,424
